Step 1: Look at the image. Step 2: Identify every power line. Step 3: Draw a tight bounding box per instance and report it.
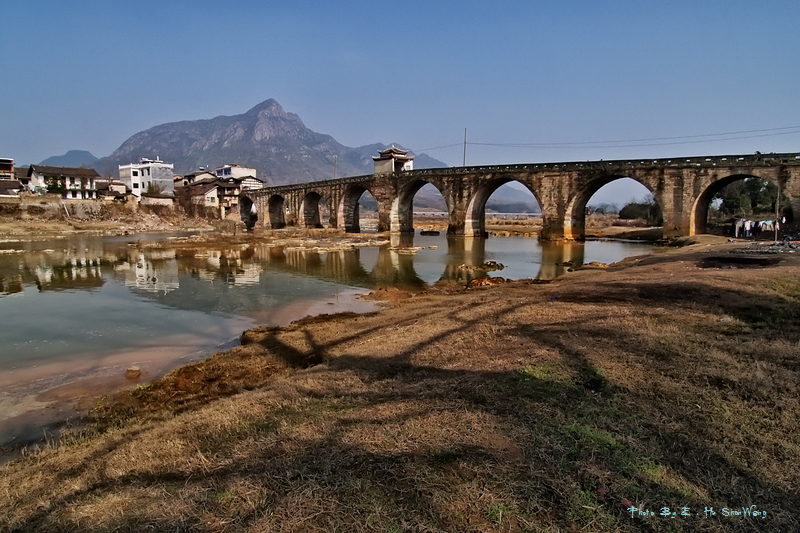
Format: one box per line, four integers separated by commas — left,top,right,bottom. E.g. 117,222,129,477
416,126,800,152
414,142,463,152
475,125,800,147
472,129,800,149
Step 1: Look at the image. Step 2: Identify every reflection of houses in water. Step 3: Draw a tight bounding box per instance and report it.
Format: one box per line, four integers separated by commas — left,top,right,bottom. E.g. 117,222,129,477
0,274,24,297
230,263,262,286
186,249,264,286
119,250,180,293
34,256,105,291
8,241,125,291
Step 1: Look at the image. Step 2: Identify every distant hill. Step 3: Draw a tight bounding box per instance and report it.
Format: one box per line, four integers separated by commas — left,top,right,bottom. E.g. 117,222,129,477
40,150,97,167
90,99,448,184
407,183,541,213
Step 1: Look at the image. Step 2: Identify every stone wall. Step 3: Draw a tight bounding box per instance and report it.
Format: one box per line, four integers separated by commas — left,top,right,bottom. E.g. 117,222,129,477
0,196,137,220
140,195,175,208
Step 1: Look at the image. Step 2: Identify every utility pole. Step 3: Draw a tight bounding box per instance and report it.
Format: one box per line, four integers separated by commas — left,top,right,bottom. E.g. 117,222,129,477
334,155,337,180
463,128,467,167
775,181,780,242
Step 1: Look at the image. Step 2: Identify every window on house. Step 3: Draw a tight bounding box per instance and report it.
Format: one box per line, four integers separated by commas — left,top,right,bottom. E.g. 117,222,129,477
133,183,139,188
133,170,139,176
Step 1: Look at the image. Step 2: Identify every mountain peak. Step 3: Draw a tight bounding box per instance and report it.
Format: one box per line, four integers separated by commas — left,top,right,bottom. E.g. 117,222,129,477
40,150,98,167
245,99,285,118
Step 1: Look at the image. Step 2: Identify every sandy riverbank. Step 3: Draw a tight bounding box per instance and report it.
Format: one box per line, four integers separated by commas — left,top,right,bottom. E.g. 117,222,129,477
1,235,799,531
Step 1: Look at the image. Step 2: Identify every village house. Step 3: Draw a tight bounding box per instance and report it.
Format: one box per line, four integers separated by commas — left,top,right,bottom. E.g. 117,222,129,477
215,164,263,190
214,177,244,216
181,175,244,217
118,157,174,199
0,158,13,180
95,178,129,200
14,167,29,184
0,180,23,197
188,182,219,208
27,165,99,198
175,169,216,188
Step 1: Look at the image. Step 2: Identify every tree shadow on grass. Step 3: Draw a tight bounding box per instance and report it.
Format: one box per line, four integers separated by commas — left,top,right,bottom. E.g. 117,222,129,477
6,276,800,532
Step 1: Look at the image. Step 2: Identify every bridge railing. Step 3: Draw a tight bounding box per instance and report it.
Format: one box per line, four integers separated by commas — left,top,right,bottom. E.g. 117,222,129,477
244,152,800,195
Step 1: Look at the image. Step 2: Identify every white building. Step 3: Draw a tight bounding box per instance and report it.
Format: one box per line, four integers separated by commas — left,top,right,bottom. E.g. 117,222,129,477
214,164,263,189
27,165,99,198
119,157,175,198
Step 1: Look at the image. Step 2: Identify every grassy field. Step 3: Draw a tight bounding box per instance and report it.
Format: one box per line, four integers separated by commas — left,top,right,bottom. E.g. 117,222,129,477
1,240,799,532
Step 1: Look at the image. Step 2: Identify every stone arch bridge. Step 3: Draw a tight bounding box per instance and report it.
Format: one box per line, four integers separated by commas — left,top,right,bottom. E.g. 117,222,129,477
241,153,800,240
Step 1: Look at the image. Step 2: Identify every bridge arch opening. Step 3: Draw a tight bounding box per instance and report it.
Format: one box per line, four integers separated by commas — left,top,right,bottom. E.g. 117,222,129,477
464,178,541,237
301,191,331,228
239,195,258,230
693,174,793,237
392,181,448,234
267,194,286,229
571,177,659,240
339,185,380,233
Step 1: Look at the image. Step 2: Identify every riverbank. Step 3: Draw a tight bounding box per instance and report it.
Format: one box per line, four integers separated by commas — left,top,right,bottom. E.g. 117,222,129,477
2,238,798,532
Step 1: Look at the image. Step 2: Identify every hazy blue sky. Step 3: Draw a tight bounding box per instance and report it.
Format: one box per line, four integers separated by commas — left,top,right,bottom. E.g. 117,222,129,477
3,0,799,186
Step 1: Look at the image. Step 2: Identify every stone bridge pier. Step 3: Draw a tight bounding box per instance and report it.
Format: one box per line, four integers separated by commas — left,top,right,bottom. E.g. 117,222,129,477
242,153,800,241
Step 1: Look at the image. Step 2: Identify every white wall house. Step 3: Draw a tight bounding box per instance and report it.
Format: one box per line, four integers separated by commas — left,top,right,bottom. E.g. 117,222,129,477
214,164,263,190
190,182,219,206
119,157,175,198
27,165,99,198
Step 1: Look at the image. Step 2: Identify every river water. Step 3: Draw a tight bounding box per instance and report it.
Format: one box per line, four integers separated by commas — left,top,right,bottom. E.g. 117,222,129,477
0,231,651,450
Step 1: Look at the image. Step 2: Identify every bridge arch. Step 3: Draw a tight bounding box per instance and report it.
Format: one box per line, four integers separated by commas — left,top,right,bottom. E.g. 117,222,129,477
267,194,286,229
464,176,541,237
565,175,657,240
239,195,258,230
691,173,792,235
301,191,328,228
338,184,382,233
391,179,449,234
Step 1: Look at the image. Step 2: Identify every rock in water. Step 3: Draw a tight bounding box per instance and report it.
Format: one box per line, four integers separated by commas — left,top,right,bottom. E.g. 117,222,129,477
125,366,141,379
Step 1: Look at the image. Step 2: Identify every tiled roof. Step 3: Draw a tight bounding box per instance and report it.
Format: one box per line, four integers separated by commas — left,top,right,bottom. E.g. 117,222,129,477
29,165,100,179
0,180,23,194
14,167,29,180
188,183,218,196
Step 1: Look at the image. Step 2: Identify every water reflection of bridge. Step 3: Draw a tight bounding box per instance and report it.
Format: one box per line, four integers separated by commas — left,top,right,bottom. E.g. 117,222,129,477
0,233,594,300
250,234,587,289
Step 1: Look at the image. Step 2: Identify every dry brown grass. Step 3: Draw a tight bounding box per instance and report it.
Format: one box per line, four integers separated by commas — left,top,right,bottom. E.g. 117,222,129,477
2,243,799,532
